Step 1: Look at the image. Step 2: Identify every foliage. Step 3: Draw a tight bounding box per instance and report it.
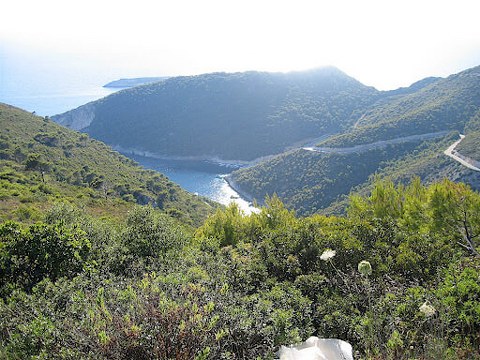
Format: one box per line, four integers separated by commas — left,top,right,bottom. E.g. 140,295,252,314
0,221,92,292
53,68,379,161
1,178,480,359
0,103,217,226
3,85,480,359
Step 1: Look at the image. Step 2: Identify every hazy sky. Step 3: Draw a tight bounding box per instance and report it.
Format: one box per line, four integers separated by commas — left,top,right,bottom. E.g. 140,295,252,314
2,0,480,90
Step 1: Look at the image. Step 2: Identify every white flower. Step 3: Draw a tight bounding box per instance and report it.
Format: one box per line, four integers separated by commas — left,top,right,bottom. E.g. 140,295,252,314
320,249,336,261
419,302,436,317
358,260,372,276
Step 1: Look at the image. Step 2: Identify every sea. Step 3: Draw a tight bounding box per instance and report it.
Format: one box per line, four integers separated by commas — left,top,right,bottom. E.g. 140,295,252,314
0,67,257,214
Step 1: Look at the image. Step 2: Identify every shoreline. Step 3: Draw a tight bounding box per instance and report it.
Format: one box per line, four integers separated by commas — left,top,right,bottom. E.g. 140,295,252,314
223,174,257,205
118,147,260,213
113,145,256,168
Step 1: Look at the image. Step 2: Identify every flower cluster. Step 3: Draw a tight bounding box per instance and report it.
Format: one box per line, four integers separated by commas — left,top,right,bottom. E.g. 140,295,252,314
320,249,336,261
358,260,372,276
419,302,436,317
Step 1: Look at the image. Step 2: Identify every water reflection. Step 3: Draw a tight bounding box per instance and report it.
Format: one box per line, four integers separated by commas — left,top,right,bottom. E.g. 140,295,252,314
125,154,258,215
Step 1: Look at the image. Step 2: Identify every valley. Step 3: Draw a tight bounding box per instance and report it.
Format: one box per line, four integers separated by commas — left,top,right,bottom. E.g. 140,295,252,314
3,2,480,358
51,65,480,216
1,64,480,359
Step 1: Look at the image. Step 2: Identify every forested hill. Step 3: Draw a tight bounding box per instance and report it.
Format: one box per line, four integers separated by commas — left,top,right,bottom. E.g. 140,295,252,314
52,67,379,161
322,65,480,148
0,103,216,226
230,65,480,215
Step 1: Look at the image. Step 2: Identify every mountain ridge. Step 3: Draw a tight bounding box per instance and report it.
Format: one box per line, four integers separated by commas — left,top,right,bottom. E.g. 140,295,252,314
52,67,380,161
229,65,480,214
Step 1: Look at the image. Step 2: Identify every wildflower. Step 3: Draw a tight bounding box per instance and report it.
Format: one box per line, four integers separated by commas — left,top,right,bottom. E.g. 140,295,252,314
320,249,336,261
419,301,436,317
358,260,372,276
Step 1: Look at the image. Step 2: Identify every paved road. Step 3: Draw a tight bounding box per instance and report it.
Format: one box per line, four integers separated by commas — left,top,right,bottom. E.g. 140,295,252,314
444,134,480,172
302,131,480,172
302,131,449,155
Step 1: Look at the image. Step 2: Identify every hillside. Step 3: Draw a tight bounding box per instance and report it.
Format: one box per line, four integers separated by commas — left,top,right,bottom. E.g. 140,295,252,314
1,106,479,359
0,103,216,226
322,65,480,147
50,65,480,216
456,109,480,161
230,66,480,215
53,67,379,161
231,133,473,215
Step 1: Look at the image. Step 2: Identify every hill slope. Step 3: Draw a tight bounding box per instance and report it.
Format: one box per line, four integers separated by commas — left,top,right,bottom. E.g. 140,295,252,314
0,103,216,226
322,65,480,147
230,66,480,214
52,68,379,161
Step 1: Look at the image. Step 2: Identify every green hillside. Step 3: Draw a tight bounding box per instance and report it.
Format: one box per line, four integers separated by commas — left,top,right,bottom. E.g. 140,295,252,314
1,104,479,358
0,103,216,226
230,66,480,215
456,132,480,161
322,65,480,148
231,134,469,215
457,109,480,161
53,68,379,161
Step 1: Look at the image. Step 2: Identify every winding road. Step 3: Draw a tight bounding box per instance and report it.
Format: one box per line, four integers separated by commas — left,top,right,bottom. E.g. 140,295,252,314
302,131,480,172
444,134,480,172
302,131,449,155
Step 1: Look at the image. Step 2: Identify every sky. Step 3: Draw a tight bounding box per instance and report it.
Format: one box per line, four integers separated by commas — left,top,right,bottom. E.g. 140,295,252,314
1,0,480,90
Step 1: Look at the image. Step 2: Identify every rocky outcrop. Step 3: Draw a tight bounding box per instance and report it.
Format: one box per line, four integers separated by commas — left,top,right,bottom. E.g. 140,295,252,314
52,102,96,130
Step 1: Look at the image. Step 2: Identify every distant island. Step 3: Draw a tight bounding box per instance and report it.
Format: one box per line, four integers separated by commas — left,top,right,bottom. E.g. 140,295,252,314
103,77,169,88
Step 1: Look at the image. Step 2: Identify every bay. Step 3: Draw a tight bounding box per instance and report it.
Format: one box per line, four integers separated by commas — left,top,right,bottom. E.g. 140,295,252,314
0,66,256,213
126,154,258,214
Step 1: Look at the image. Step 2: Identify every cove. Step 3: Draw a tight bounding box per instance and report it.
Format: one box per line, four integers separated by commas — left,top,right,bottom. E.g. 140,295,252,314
125,153,258,215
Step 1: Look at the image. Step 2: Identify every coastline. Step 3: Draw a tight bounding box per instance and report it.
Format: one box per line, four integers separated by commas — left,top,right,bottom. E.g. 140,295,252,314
223,174,256,204
118,147,260,214
113,145,254,168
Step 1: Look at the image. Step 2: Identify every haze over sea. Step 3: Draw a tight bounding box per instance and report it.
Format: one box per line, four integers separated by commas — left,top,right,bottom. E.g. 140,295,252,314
0,65,256,213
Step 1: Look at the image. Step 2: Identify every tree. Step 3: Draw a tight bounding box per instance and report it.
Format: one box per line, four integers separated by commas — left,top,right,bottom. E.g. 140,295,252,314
122,206,187,260
428,180,480,256
0,222,91,291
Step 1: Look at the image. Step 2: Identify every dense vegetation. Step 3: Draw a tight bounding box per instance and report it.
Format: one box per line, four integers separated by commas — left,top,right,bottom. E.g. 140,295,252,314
231,133,480,215
0,104,217,226
1,178,479,359
53,67,379,160
322,66,480,147
3,63,480,358
231,66,480,215
2,101,480,358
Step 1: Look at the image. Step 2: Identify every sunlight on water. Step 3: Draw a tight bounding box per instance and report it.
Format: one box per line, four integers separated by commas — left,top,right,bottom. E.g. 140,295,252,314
215,176,259,215
0,70,258,213
126,154,258,215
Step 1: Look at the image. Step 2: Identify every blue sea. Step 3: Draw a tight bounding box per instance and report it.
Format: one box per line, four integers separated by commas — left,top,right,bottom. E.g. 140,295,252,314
0,65,256,213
